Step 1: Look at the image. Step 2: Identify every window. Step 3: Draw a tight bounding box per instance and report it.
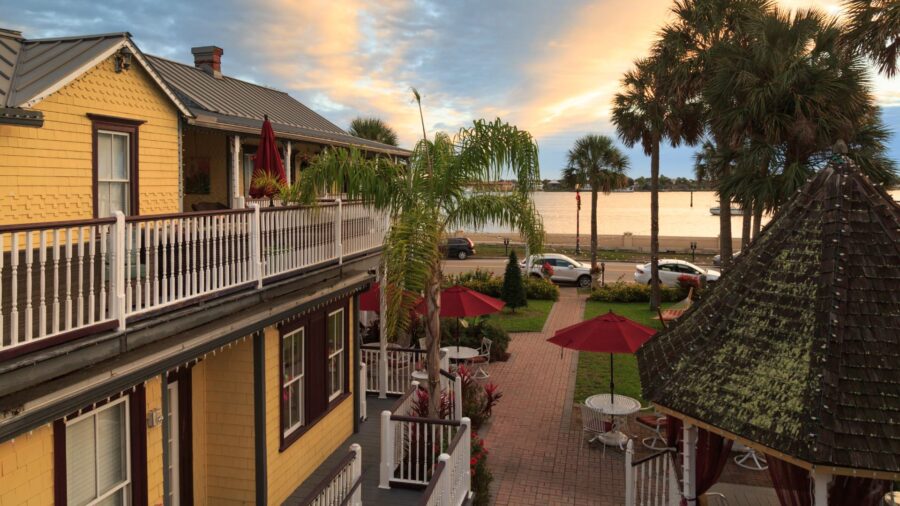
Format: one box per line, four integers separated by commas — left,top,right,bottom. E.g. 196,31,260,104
556,260,572,268
242,152,255,196
659,264,676,272
65,398,131,505
327,309,345,401
282,327,305,436
97,131,131,217
91,115,141,217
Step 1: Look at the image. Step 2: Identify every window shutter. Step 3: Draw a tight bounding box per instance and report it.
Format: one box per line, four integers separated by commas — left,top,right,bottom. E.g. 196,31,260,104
306,312,327,420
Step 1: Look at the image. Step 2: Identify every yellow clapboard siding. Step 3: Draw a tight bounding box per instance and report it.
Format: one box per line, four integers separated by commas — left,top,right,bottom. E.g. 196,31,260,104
0,425,54,506
0,55,181,225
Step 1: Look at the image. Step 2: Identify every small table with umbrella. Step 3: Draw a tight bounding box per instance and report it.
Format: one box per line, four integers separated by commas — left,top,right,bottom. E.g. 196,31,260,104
548,310,656,446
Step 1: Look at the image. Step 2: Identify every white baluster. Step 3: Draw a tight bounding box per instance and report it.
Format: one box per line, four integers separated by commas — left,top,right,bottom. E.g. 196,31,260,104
76,227,84,327
38,231,47,337
24,231,33,340
161,220,169,304
178,218,185,299
99,225,108,322
144,224,152,308
64,229,73,330
52,230,60,334
88,228,96,325
0,234,4,346
10,232,19,345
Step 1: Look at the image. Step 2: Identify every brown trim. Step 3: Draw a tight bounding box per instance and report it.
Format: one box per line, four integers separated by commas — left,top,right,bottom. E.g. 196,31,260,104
52,385,148,506
124,207,253,222
166,368,195,506
0,320,118,362
86,113,147,126
0,217,115,234
91,116,141,218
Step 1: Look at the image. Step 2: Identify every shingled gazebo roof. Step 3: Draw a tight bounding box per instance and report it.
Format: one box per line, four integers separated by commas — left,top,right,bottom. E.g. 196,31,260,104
637,155,900,476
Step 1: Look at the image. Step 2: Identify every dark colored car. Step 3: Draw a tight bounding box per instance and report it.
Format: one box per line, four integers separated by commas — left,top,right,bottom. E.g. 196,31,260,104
446,237,476,260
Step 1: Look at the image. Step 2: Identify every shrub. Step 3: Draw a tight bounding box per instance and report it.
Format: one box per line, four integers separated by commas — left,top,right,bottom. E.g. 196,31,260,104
456,365,502,430
588,282,683,303
445,318,510,361
523,276,560,301
470,432,493,506
500,251,527,311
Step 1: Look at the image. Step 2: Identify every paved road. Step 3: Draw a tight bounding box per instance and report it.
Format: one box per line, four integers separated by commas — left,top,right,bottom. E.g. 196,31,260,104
441,258,639,283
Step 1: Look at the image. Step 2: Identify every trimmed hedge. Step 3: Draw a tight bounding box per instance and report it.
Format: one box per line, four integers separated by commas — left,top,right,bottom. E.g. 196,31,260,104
588,282,685,303
445,270,559,301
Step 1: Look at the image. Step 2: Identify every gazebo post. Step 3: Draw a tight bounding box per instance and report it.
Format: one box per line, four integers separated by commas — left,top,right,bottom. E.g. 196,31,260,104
378,266,388,399
682,423,697,503
812,469,831,506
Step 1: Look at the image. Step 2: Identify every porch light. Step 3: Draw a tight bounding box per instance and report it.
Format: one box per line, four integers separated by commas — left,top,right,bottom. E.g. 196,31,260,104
115,47,133,73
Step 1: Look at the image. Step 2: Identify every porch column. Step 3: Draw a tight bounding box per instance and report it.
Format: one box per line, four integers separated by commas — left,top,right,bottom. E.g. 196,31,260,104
378,266,388,399
284,140,292,185
812,470,831,506
231,134,242,208
682,423,698,504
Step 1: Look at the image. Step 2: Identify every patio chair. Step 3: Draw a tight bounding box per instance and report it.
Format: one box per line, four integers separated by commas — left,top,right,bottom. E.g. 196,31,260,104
635,410,669,451
579,404,614,458
733,442,768,470
418,337,427,350
654,287,693,323
469,337,492,379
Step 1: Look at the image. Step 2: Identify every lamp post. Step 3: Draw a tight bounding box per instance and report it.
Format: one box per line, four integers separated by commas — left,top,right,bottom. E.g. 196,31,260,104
690,241,697,262
575,184,582,255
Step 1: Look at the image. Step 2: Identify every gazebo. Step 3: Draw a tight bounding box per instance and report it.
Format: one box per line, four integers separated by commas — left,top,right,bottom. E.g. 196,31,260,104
636,154,899,505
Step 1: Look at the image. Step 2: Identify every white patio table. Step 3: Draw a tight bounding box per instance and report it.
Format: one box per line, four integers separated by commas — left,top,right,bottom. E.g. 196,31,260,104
586,394,641,447
444,346,479,362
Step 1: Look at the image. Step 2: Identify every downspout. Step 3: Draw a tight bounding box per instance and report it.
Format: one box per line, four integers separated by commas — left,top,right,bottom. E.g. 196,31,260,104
253,331,267,505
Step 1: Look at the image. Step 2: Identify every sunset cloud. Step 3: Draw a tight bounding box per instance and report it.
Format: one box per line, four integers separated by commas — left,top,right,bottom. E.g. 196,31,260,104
2,0,896,177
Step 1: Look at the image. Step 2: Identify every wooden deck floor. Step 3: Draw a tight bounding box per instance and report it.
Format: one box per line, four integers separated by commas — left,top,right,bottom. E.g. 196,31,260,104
708,483,780,506
284,396,422,506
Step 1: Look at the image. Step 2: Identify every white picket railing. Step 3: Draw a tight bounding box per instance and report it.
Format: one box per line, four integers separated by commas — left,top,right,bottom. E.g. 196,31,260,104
624,440,681,506
361,345,451,397
0,201,386,355
299,444,362,506
418,419,472,506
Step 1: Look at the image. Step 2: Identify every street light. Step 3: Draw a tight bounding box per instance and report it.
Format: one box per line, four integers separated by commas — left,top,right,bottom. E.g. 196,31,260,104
690,241,697,262
575,184,582,255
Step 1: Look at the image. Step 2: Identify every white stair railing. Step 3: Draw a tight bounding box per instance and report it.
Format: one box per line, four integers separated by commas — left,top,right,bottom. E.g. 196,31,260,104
299,444,362,506
624,440,681,506
418,418,472,506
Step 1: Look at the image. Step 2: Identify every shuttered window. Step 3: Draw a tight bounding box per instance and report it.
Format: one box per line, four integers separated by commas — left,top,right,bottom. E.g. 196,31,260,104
326,309,345,401
65,398,130,506
96,131,131,217
282,327,305,436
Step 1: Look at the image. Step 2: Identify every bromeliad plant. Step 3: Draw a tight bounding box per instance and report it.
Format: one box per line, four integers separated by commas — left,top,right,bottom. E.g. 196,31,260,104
289,97,544,417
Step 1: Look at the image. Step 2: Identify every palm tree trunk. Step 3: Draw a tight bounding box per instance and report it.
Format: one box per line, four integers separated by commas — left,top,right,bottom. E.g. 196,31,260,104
590,188,599,286
719,164,733,269
649,135,661,311
425,264,442,418
752,202,763,239
740,201,751,250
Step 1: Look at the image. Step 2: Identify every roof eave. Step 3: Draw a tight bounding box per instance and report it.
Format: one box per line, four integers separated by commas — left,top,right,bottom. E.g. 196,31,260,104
0,107,43,127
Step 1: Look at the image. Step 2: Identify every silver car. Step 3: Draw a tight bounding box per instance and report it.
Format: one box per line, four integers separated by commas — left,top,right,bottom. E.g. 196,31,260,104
520,253,593,288
633,259,720,287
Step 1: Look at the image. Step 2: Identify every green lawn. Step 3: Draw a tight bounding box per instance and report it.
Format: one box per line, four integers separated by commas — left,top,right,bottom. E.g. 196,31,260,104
573,301,670,405
485,299,555,333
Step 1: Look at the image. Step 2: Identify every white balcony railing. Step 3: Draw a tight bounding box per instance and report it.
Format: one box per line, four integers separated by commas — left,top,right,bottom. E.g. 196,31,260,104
624,440,681,506
299,444,363,506
418,418,472,506
0,201,387,355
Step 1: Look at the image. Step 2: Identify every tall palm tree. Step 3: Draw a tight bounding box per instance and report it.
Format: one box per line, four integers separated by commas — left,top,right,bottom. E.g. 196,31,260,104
291,118,544,416
842,0,900,77
612,53,701,310
561,135,629,287
348,117,400,146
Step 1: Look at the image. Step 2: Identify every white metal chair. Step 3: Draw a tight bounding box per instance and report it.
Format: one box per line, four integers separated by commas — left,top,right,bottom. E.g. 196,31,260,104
579,404,614,458
469,337,492,379
418,337,427,350
635,406,669,451
733,442,768,470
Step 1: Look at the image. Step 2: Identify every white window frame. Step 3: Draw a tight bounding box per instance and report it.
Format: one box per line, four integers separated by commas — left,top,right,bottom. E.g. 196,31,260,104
282,327,305,437
65,396,132,506
97,130,132,217
326,309,345,402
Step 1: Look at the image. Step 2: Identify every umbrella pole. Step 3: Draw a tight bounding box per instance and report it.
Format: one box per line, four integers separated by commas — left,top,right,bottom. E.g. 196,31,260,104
609,353,615,403
457,317,460,353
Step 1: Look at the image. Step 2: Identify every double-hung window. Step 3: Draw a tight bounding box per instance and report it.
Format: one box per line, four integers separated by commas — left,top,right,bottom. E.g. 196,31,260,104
96,131,131,217
65,397,131,505
282,327,305,436
326,309,345,401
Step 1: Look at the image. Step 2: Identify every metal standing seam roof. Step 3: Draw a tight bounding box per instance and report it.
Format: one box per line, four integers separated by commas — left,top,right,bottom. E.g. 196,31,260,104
0,29,23,105
144,54,410,156
636,155,900,476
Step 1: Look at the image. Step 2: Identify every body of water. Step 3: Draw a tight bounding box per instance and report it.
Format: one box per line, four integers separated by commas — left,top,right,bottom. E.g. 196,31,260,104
470,190,900,238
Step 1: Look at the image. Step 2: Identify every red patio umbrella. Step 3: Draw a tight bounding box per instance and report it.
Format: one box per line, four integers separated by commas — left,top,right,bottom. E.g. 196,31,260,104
415,285,505,351
547,310,656,402
249,115,287,198
358,282,421,313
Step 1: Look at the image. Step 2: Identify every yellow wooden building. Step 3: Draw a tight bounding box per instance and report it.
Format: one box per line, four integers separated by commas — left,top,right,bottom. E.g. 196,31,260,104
0,28,401,505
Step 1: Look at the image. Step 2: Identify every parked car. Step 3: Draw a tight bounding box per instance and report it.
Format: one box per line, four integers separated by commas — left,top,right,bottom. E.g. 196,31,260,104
633,259,720,287
445,237,476,260
712,250,741,266
520,253,593,288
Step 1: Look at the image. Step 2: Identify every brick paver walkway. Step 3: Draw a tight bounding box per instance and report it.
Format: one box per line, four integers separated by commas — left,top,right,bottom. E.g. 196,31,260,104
482,288,626,506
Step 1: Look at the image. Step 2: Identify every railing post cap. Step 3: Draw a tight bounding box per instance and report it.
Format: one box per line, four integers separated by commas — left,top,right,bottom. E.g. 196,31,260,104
381,410,391,417
438,453,451,462
461,417,471,426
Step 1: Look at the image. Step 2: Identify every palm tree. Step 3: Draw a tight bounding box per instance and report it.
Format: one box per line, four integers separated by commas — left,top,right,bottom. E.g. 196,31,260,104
612,53,701,310
842,0,900,77
561,135,629,287
291,117,544,416
348,117,400,146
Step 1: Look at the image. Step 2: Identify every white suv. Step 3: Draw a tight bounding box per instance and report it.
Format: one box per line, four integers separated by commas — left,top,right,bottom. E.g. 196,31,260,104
520,253,593,288
633,259,720,287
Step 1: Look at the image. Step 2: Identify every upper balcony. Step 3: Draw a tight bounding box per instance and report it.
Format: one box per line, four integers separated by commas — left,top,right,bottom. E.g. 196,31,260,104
0,200,386,361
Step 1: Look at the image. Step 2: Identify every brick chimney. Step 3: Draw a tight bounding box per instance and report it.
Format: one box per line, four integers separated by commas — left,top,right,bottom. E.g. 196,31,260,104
191,46,223,79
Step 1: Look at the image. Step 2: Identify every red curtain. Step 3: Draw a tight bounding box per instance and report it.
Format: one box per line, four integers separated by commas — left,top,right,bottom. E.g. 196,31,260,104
768,457,811,506
666,415,682,450
767,456,891,506
694,429,733,498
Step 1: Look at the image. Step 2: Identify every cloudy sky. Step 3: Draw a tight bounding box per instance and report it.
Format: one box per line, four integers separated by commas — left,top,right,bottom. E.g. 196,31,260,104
3,0,897,179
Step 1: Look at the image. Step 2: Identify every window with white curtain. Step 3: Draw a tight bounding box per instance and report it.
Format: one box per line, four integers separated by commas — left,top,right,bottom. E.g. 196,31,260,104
282,327,305,436
97,130,131,217
326,309,345,401
65,397,130,506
